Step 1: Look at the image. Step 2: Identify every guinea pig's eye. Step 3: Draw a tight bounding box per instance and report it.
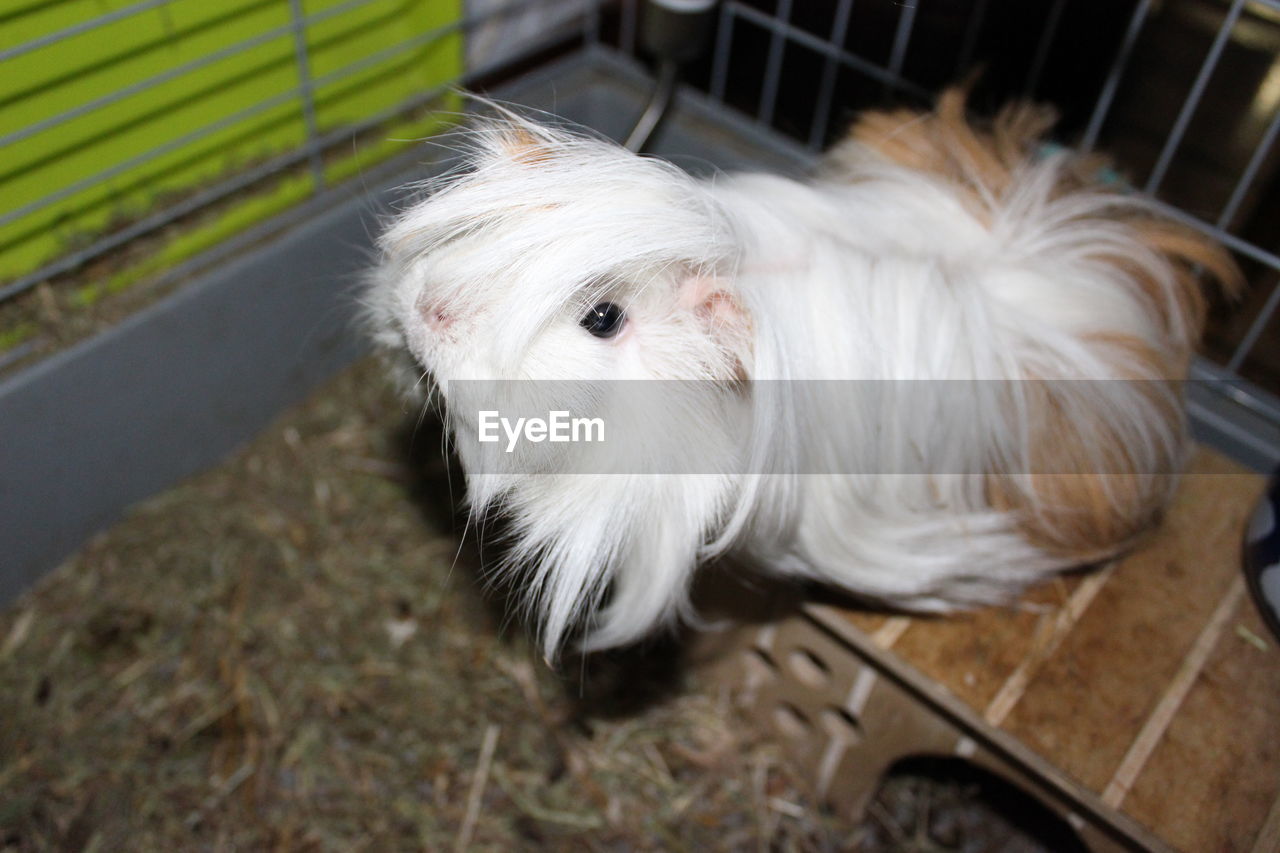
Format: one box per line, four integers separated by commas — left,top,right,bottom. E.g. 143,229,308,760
579,302,626,339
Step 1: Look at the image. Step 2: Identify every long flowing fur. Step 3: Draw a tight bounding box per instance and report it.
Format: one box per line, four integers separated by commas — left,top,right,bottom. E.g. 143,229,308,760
366,94,1237,659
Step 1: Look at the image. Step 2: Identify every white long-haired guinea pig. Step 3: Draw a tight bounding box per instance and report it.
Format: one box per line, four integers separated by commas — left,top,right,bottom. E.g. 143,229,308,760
366,90,1237,660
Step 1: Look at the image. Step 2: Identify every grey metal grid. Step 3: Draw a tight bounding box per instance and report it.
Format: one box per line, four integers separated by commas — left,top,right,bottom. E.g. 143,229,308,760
611,0,1280,426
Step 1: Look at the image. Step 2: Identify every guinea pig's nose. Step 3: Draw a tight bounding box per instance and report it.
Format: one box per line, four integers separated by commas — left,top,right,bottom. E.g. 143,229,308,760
415,294,454,331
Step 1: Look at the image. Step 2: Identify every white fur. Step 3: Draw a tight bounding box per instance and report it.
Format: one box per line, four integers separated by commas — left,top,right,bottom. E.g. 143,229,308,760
366,117,1196,659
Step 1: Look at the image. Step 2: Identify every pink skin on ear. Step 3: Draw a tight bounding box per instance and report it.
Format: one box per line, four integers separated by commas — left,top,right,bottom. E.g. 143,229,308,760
678,275,754,378
677,275,742,324
415,290,455,333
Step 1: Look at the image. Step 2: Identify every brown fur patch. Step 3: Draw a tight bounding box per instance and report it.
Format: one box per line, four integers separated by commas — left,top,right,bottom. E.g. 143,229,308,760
833,88,1241,562
500,127,556,165
984,367,1183,558
836,87,1240,312
829,87,1072,215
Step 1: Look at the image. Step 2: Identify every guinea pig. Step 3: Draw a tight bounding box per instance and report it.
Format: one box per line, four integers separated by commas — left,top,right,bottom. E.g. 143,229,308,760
365,90,1237,660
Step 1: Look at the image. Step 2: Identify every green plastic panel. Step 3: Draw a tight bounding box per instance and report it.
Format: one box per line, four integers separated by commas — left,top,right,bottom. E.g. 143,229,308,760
0,0,463,297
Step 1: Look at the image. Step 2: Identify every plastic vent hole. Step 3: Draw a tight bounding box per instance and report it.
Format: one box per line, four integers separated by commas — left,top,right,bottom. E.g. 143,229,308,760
773,702,812,739
744,647,779,686
786,647,831,690
820,706,862,745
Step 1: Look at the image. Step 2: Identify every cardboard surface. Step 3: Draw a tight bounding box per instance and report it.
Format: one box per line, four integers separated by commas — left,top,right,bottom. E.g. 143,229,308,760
828,448,1274,850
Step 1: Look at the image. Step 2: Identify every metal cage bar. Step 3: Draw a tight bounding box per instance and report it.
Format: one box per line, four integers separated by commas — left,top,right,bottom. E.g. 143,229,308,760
807,0,856,151
1024,0,1066,96
0,89,302,233
709,1,735,102
0,0,384,152
1216,104,1280,231
7,0,1280,424
886,0,919,81
955,0,991,77
0,0,177,64
287,0,327,189
1229,284,1280,373
724,1,928,98
1144,0,1247,195
671,0,1280,419
757,0,793,127
0,0,578,304
1080,0,1153,153
620,0,638,55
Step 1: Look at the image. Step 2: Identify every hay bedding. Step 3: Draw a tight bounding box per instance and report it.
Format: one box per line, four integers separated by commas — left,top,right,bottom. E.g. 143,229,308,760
0,359,867,851
0,358,1052,851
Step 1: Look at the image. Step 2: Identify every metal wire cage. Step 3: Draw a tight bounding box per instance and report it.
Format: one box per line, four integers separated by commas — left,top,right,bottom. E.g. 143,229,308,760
600,0,1280,437
3,0,1280,454
0,0,590,363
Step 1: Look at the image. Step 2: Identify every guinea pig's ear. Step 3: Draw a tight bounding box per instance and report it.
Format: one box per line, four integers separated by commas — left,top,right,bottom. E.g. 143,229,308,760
678,274,754,380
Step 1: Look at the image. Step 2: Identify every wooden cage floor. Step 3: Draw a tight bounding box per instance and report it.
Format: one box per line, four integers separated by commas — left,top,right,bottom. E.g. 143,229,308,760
827,449,1277,851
